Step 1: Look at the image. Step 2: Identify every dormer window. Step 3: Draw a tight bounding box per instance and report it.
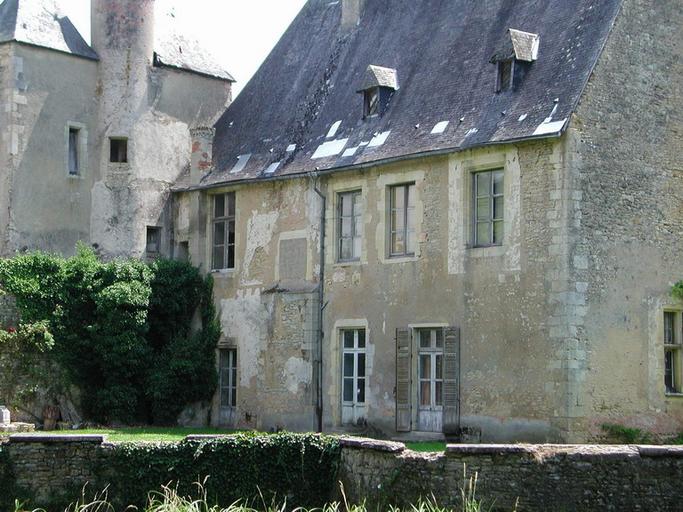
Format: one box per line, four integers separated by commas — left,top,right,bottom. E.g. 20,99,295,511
358,65,398,119
490,29,540,92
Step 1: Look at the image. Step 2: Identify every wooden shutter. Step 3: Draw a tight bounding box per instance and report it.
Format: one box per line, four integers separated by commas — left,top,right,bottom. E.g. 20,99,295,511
395,328,412,432
443,326,461,435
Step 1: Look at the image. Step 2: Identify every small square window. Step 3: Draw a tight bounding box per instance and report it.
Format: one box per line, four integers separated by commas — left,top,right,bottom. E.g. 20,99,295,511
110,138,128,163
68,127,80,175
146,227,161,255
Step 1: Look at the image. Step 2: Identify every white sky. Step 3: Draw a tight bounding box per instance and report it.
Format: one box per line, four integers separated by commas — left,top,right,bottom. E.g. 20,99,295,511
57,0,308,96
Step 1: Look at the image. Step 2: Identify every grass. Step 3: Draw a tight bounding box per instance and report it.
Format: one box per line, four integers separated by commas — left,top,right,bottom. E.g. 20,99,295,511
405,441,446,452
1,427,238,443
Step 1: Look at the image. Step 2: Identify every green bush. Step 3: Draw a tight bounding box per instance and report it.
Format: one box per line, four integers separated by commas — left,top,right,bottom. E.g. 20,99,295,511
601,423,651,444
0,246,219,425
101,433,342,510
673,281,683,302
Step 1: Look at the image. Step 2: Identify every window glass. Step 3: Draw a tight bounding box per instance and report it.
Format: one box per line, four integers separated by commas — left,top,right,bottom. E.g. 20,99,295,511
68,128,79,175
212,193,236,270
664,312,675,344
474,170,504,247
338,190,362,261
219,349,237,408
342,329,366,406
390,184,416,257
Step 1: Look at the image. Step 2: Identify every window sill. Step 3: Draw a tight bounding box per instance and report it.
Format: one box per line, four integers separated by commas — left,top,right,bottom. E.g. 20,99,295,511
211,269,236,277
384,255,418,265
334,259,362,268
468,245,505,258
67,174,84,180
665,392,683,398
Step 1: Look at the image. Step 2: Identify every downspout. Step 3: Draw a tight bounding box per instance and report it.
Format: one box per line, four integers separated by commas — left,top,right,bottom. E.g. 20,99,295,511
311,175,326,433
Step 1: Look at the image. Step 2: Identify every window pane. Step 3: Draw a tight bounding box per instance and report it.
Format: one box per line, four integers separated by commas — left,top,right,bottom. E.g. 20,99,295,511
231,388,237,407
407,185,415,209
419,330,430,348
493,221,504,245
358,353,366,377
354,216,363,238
665,349,675,393
68,129,79,174
357,378,365,403
212,246,225,270
214,195,225,218
227,193,235,216
493,196,504,220
228,221,235,244
435,381,443,406
357,329,366,348
476,173,491,197
231,368,237,386
392,186,405,209
343,353,354,377
392,208,405,232
406,231,416,255
227,244,235,269
420,381,431,406
435,329,443,348
343,331,355,348
214,222,226,246
341,193,353,216
664,312,675,344
436,355,443,379
343,378,354,402
353,237,361,259
391,232,405,255
341,217,353,237
340,239,353,261
493,171,504,195
477,222,491,246
419,355,431,379
476,197,490,220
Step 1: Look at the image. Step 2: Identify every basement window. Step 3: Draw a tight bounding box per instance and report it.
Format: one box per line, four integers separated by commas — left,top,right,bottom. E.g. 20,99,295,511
68,127,80,175
664,311,682,394
110,138,128,163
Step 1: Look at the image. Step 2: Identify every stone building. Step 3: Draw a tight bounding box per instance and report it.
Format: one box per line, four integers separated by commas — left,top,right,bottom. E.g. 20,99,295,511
0,0,233,258
174,0,683,442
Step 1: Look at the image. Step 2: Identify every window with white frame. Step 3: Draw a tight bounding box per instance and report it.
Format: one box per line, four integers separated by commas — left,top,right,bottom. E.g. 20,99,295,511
417,328,444,409
338,190,363,262
664,311,682,394
473,169,504,247
212,193,236,270
219,348,237,408
342,329,366,407
389,183,416,257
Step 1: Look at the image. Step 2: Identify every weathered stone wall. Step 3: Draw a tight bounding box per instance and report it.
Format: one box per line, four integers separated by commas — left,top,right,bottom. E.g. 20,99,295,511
339,438,683,511
4,435,683,511
567,0,683,437
0,294,18,327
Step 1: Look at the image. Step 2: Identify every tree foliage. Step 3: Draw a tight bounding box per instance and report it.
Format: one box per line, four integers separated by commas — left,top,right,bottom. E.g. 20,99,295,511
0,245,219,425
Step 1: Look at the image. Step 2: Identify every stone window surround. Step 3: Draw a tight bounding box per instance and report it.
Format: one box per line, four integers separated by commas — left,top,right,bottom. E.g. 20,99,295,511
447,146,521,274
330,318,371,427
64,122,87,179
326,177,368,268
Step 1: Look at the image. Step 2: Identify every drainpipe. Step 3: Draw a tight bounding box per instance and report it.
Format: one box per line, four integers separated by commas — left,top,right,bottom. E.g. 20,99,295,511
311,174,326,433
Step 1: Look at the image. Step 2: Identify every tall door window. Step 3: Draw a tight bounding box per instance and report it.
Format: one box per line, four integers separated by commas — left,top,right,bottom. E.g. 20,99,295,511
341,328,366,425
417,328,443,432
212,193,236,270
338,190,363,262
219,348,237,408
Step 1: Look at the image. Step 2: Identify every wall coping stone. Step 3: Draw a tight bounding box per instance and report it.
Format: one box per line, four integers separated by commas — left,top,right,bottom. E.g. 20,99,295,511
9,434,107,444
185,434,235,441
340,436,405,453
637,445,683,458
447,444,537,455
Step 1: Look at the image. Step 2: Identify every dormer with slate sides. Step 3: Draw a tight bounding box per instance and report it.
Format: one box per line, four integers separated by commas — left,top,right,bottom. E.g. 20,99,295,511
357,64,398,118
490,29,540,92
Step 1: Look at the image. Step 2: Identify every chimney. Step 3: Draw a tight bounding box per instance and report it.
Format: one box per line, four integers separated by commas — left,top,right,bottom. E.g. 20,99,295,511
341,0,365,30
190,127,215,186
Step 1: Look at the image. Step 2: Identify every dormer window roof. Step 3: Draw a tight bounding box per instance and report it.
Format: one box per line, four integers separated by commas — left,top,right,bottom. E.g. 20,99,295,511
358,65,398,118
490,29,540,92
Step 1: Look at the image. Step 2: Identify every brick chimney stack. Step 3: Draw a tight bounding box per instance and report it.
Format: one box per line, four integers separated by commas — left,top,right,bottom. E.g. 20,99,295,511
190,127,215,185
342,0,365,30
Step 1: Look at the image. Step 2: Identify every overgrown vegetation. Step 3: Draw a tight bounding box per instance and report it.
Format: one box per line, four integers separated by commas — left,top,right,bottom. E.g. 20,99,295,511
672,281,683,302
0,245,220,425
601,423,652,444
100,433,341,510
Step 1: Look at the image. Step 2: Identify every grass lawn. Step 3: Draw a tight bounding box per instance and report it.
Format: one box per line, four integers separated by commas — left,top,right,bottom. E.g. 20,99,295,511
405,441,446,452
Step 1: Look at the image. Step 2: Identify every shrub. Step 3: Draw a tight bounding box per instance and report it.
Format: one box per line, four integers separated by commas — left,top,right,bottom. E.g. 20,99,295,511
601,423,651,444
672,281,683,302
0,246,219,425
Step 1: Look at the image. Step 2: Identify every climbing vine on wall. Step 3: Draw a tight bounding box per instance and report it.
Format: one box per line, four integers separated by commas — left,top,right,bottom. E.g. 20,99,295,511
672,281,683,302
0,245,219,425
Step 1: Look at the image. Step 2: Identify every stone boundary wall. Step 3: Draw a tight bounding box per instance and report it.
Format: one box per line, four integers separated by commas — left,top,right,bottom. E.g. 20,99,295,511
3,435,683,510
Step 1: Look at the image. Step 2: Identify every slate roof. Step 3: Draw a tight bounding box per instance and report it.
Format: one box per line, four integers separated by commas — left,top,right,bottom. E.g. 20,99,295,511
204,0,622,189
0,0,233,80
0,0,97,60
358,65,399,92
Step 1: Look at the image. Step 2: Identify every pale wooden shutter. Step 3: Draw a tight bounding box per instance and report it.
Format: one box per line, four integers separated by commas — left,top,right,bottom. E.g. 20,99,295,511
443,326,460,435
395,328,412,432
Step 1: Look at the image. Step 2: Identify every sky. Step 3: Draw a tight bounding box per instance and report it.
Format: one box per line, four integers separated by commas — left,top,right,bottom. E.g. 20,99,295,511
57,0,308,96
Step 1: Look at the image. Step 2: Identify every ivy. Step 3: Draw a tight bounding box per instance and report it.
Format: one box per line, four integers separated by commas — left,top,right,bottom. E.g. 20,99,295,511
100,433,342,510
0,245,219,425
672,281,683,302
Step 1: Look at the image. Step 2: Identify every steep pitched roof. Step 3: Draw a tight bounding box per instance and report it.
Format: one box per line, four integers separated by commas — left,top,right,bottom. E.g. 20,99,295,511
0,0,97,59
204,0,622,188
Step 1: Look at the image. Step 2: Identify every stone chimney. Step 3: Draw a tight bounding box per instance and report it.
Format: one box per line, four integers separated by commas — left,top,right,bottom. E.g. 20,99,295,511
190,127,215,186
342,0,365,30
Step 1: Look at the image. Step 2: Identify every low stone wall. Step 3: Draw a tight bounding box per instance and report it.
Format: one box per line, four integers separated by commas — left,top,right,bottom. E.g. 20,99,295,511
338,438,683,511
3,434,683,511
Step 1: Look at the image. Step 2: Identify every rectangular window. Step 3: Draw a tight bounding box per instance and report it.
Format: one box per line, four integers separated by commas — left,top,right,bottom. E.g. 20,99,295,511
219,348,237,408
110,138,128,163
389,183,416,257
664,311,681,394
212,193,236,270
146,226,161,255
417,328,444,409
342,329,366,406
338,190,363,262
474,169,504,247
364,87,380,118
68,127,80,175
497,60,514,92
